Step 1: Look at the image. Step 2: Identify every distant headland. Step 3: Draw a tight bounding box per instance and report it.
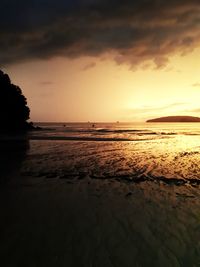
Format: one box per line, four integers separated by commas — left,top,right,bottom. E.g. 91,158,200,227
146,116,200,123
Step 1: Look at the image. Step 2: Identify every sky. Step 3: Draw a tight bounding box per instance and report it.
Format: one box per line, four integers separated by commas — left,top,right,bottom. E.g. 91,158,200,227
1,0,200,122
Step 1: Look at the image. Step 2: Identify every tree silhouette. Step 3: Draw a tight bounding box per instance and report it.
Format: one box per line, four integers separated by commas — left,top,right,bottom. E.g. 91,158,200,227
0,70,31,131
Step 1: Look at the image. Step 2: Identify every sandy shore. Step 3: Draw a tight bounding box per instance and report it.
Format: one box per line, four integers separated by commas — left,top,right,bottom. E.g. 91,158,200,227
1,171,200,267
1,138,200,266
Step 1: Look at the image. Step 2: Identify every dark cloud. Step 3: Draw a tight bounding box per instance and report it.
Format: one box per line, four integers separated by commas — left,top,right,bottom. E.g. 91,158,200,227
0,0,200,67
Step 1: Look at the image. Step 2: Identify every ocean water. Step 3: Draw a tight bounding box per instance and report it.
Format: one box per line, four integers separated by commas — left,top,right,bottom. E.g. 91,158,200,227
26,122,200,182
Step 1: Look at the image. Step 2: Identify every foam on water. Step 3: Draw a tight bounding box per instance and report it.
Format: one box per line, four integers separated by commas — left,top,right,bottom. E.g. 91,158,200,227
32,122,197,142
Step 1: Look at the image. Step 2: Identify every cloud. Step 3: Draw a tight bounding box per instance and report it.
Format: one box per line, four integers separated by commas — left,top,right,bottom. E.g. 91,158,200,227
126,103,189,121
39,81,54,86
187,108,200,113
1,0,200,67
82,62,96,71
128,102,187,114
125,102,189,121
192,82,200,87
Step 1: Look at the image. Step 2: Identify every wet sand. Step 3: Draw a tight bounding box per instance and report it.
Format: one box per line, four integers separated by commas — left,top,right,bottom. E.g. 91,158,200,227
1,172,200,267
1,138,200,266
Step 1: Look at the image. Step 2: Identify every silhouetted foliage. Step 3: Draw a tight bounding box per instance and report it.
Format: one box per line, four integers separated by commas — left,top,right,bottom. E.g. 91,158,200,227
0,70,32,131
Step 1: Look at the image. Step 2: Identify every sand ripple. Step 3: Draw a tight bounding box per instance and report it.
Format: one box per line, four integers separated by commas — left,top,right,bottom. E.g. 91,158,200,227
20,135,200,184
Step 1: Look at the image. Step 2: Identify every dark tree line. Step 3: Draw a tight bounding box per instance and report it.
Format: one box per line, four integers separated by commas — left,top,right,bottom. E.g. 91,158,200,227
0,70,32,131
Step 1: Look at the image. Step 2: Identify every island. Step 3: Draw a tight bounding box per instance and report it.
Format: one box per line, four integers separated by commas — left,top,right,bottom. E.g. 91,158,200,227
146,116,200,123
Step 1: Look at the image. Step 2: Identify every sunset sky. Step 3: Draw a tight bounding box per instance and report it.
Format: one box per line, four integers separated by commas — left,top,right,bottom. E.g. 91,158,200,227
1,0,200,122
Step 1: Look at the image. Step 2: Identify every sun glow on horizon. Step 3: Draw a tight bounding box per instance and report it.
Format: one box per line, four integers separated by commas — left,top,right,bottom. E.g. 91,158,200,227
5,47,200,122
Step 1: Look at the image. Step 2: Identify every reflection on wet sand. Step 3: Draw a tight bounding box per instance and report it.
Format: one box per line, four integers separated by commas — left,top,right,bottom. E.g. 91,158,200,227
1,134,200,266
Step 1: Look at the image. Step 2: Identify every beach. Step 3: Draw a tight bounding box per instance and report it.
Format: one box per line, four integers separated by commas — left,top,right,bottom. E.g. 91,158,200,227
2,1,200,265
1,123,200,266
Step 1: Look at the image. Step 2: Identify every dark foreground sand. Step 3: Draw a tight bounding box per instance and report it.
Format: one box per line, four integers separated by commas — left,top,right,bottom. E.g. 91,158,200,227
1,139,200,266
1,174,200,267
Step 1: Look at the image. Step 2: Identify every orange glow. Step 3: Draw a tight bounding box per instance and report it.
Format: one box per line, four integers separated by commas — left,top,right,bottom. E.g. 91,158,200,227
5,47,200,122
